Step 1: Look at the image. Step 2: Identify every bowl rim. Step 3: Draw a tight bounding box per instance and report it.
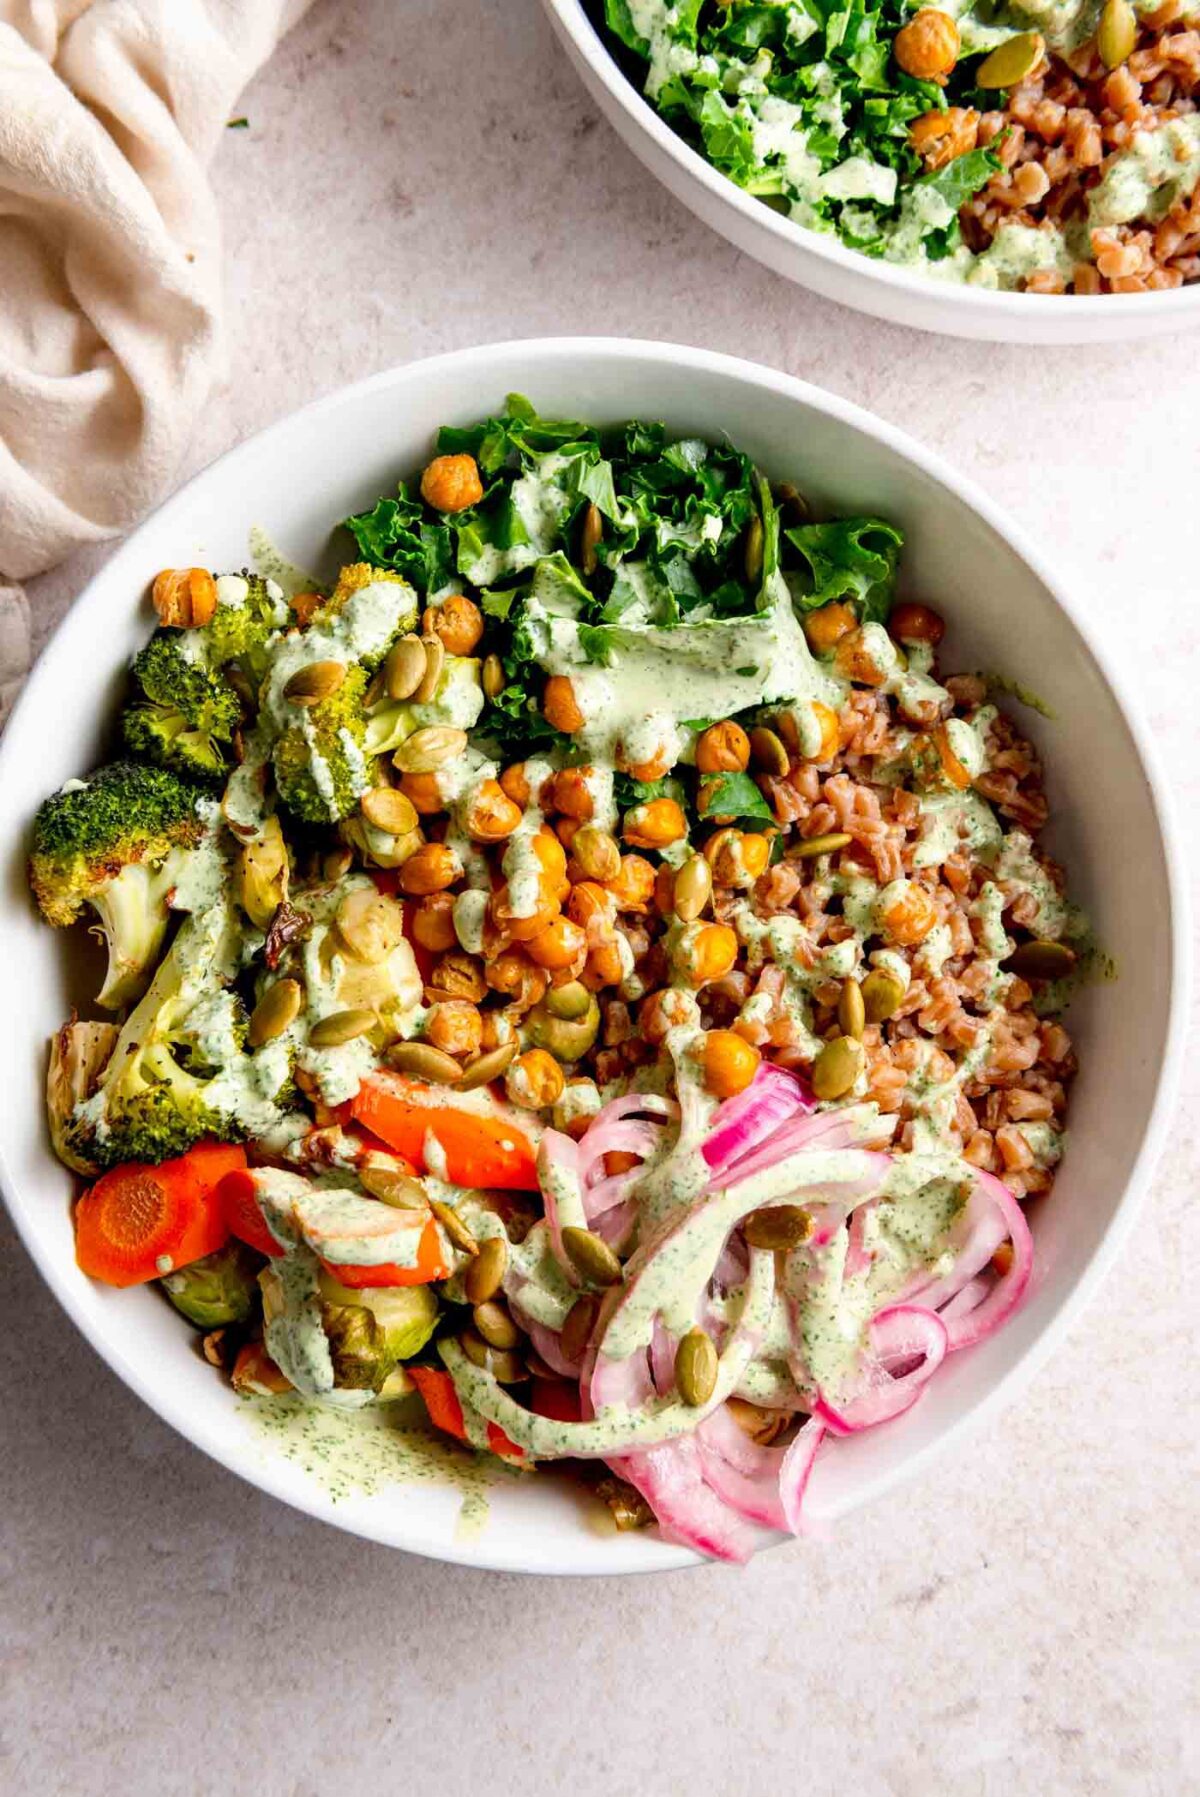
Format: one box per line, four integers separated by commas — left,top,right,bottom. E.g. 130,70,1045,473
0,335,1189,1574
544,0,1200,323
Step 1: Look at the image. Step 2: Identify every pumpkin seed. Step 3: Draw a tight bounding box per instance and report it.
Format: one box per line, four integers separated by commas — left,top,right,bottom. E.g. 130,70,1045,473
430,1197,478,1254
482,652,505,700
386,1040,464,1084
413,633,445,704
323,846,355,882
392,725,467,773
464,1234,508,1304
248,977,302,1047
560,1294,599,1362
580,502,603,577
675,1327,718,1408
812,1034,865,1100
672,853,712,924
457,1042,519,1090
1098,0,1136,65
359,785,418,837
1003,939,1077,981
726,1397,791,1446
544,980,592,1021
358,1159,429,1209
976,28,1044,86
385,633,427,702
460,1330,524,1382
473,1299,520,1350
744,1204,814,1251
793,831,853,860
572,824,621,883
837,977,866,1041
744,515,764,585
309,1007,376,1047
283,659,347,706
562,1225,623,1288
774,481,810,524
861,968,906,1023
335,887,404,964
749,725,789,777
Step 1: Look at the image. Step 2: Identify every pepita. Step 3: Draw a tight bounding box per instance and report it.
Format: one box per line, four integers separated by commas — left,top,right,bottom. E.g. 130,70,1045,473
837,977,866,1041
359,786,419,836
283,659,347,706
358,1158,429,1209
430,1196,478,1254
743,1204,814,1251
385,633,427,702
309,1007,376,1047
482,652,505,700
748,725,790,777
464,1234,508,1304
744,515,764,585
460,1330,524,1382
1098,0,1136,67
775,481,810,524
580,502,603,577
392,725,467,773
1003,939,1077,981
672,853,712,924
335,886,405,963
811,1034,865,1100
560,1294,599,1362
976,28,1044,86
323,846,355,882
861,968,906,1024
675,1327,718,1408
457,1042,519,1090
386,1040,465,1084
562,1225,623,1288
544,980,592,1021
248,977,302,1047
473,1300,520,1351
793,831,853,860
413,633,445,704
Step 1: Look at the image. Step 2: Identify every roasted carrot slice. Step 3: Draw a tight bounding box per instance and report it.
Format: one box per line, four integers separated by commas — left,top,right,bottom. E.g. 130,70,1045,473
407,1366,524,1462
75,1139,242,1287
319,1217,448,1287
218,1168,281,1258
352,1073,538,1190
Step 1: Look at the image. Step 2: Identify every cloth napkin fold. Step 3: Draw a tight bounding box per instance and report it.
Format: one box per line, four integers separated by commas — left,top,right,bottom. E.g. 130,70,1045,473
0,0,314,594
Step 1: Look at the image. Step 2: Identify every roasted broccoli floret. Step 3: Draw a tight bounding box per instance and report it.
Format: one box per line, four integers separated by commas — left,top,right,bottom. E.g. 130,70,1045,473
309,563,417,672
122,631,242,784
272,662,373,824
28,762,212,1009
204,571,288,679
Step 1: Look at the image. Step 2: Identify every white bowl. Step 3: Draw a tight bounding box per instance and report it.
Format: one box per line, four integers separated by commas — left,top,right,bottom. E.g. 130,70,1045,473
543,0,1200,345
0,339,1186,1573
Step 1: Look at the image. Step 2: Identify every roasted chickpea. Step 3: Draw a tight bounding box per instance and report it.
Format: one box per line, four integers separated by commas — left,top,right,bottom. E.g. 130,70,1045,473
618,743,673,783
834,628,890,688
547,767,595,820
623,797,687,850
889,600,946,646
422,593,484,656
526,914,588,971
677,922,739,987
506,1047,566,1111
802,601,857,655
701,1030,761,1098
410,891,458,953
499,762,531,809
463,779,523,843
571,825,621,883
424,999,483,1058
810,700,842,763
908,107,979,170
567,880,618,929
707,828,772,888
582,933,631,991
639,986,700,1044
420,453,484,513
695,721,751,774
543,675,585,734
151,566,217,630
490,884,561,942
876,878,938,947
398,842,462,896
486,949,549,1010
532,828,569,893
894,8,959,80
399,771,445,816
428,949,488,1003
557,816,582,852
604,854,656,914
653,864,677,917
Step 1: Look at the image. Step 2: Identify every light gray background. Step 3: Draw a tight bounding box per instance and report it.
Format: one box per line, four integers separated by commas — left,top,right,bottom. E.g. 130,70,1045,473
3,2,1197,1792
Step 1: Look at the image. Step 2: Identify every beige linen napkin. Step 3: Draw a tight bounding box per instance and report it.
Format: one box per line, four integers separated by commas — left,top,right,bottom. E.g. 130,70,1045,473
0,0,314,598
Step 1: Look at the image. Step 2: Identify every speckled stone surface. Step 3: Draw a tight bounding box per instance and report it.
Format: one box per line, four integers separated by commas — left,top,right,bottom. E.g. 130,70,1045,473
3,3,1198,1792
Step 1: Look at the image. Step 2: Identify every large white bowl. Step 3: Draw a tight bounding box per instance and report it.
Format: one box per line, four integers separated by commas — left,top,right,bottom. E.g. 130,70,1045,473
543,0,1200,345
0,339,1186,1574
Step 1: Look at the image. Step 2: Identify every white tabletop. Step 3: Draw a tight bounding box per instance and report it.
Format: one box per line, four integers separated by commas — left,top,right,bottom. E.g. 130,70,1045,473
6,2,1198,1791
